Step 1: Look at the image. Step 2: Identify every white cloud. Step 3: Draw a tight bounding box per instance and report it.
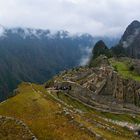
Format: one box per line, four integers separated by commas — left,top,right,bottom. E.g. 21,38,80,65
79,47,92,66
0,0,140,36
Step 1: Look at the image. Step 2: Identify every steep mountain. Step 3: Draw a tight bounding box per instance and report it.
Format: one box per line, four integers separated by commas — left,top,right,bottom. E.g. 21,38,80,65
89,40,112,68
92,40,112,59
113,20,140,58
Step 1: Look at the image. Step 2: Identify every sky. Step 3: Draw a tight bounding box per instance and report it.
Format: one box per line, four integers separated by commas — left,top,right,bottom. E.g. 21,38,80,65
0,0,140,37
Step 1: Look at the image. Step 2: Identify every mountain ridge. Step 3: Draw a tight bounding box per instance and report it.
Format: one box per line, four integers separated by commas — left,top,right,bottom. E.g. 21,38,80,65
0,25,119,102
0,28,94,101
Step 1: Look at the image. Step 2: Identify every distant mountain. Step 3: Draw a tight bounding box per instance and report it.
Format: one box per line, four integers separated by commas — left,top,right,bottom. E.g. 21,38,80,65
0,26,118,101
0,26,94,101
113,20,140,58
94,36,119,48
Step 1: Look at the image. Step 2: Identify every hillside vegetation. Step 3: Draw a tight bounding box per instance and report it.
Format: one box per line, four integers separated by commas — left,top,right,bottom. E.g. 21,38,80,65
0,83,94,140
110,58,140,81
0,82,139,139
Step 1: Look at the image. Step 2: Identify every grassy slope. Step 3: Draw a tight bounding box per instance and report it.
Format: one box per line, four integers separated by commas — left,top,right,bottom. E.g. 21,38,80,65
0,83,93,140
109,58,140,81
54,92,140,123
0,82,139,140
44,90,140,140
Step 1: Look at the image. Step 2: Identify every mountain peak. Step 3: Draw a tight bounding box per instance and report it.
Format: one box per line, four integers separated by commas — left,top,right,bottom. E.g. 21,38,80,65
95,40,106,47
115,20,140,58
93,40,108,52
129,20,140,27
89,40,112,66
120,20,140,49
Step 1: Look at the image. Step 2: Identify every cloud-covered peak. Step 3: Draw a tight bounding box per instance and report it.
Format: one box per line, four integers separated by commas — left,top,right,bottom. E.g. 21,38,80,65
0,0,140,37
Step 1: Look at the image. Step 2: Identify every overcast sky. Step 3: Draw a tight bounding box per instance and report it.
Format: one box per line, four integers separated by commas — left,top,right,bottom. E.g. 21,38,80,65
0,0,140,37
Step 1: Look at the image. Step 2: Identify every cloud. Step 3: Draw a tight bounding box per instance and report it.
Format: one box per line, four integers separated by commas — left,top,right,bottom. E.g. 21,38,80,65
0,0,140,36
79,47,92,66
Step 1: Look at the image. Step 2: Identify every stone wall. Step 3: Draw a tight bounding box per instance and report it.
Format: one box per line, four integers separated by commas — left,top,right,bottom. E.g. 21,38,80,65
100,68,140,106
49,64,140,107
54,81,93,103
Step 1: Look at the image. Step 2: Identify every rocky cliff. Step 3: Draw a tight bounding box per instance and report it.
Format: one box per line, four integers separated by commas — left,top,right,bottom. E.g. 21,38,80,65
113,20,140,58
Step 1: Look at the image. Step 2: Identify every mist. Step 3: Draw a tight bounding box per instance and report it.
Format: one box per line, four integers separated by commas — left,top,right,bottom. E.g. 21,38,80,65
79,47,93,66
1,0,140,37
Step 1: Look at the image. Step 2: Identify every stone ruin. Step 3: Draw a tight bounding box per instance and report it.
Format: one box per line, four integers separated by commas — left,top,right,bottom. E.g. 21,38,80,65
45,56,140,111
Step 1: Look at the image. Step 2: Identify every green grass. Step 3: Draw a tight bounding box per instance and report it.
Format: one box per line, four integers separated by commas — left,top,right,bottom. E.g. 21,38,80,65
110,59,140,81
55,92,92,112
100,111,140,123
52,91,140,124
0,83,94,140
0,82,139,140
51,91,140,140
